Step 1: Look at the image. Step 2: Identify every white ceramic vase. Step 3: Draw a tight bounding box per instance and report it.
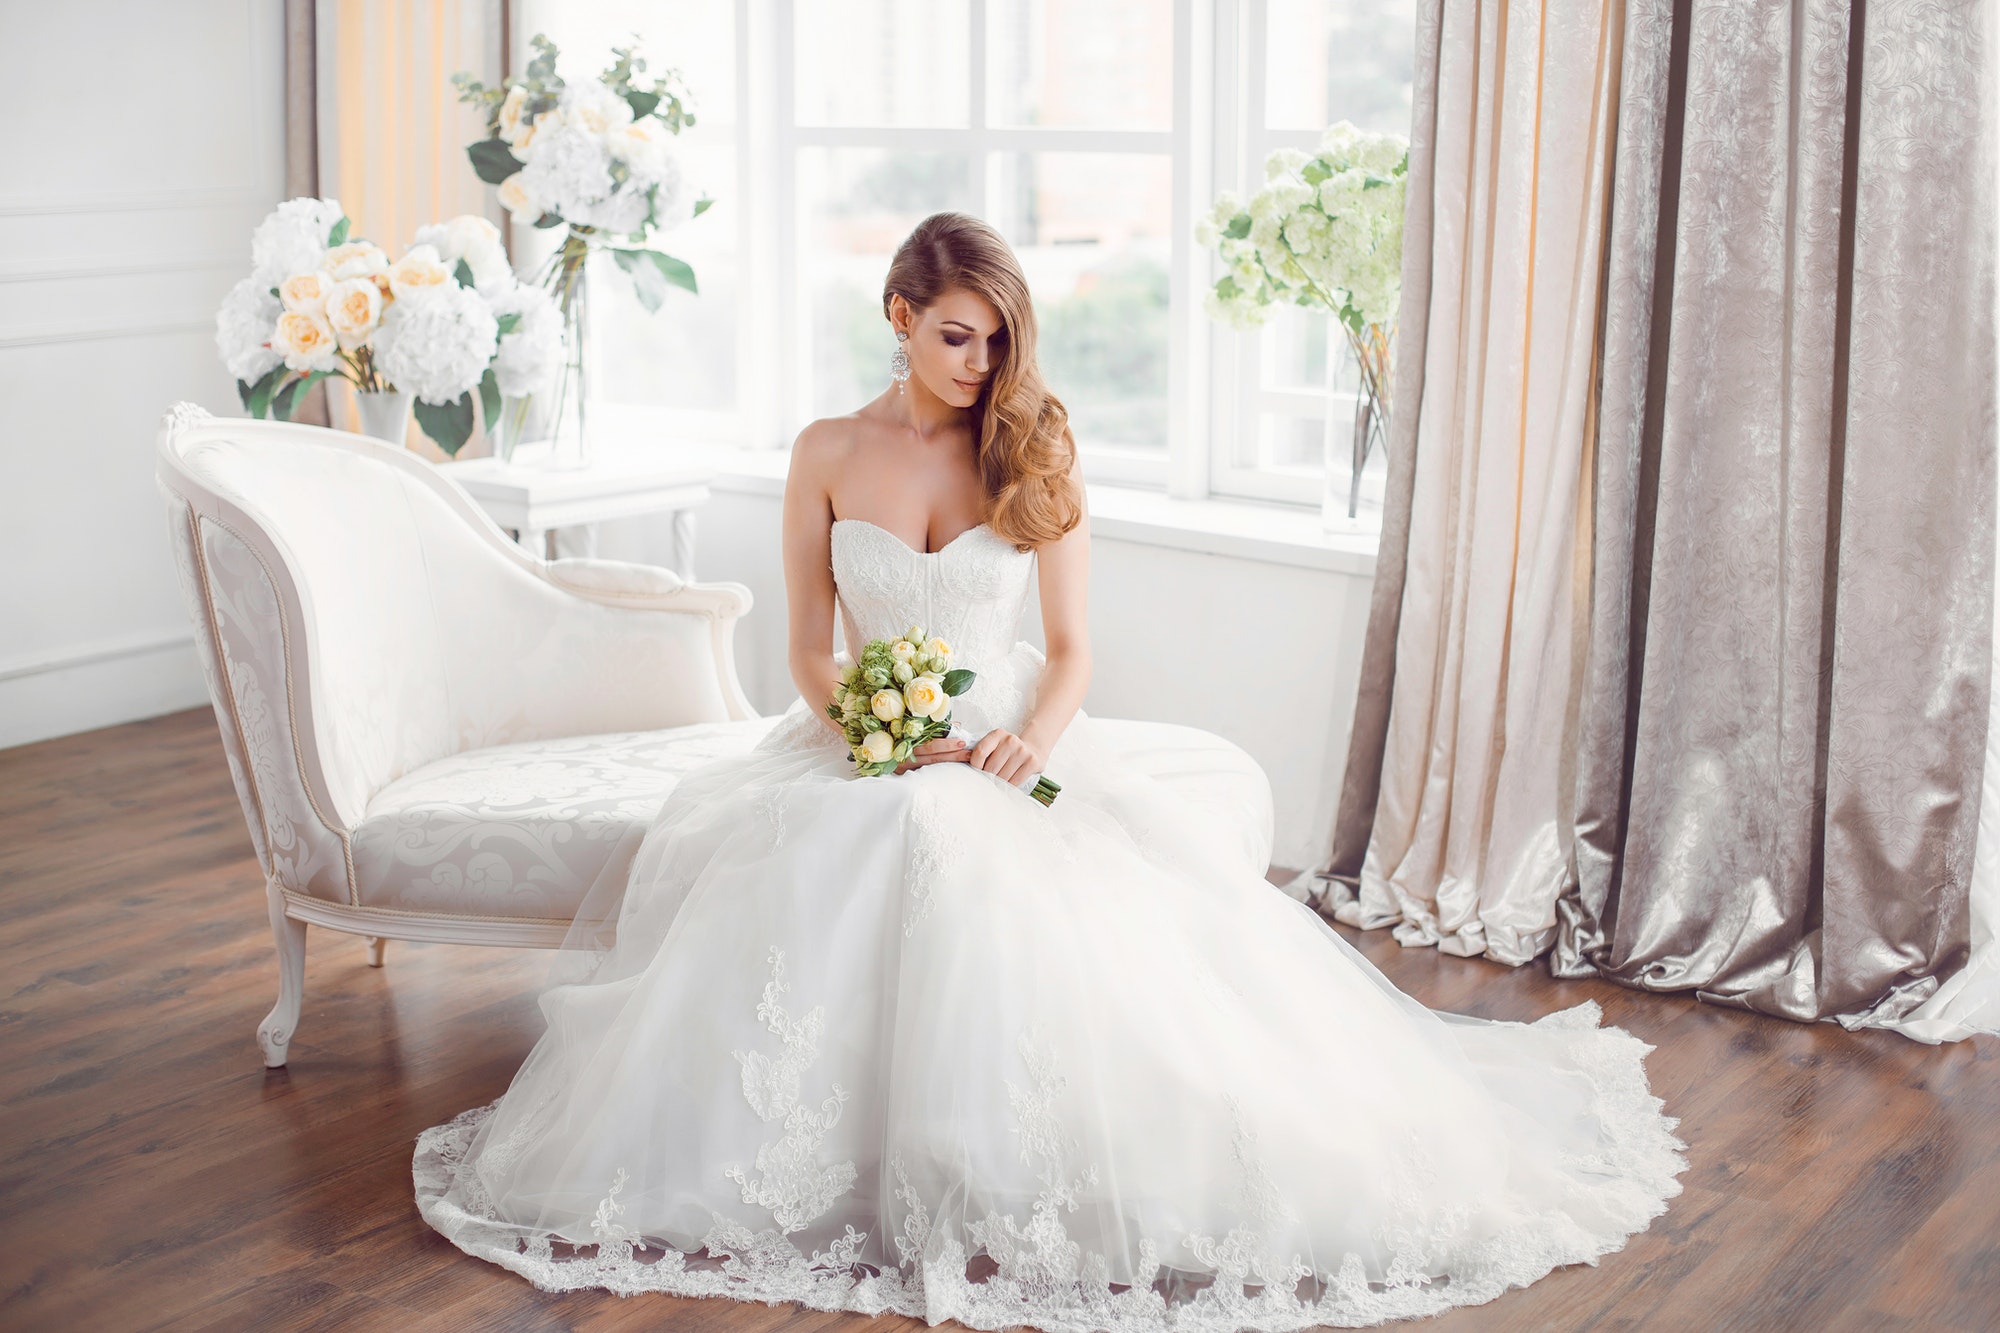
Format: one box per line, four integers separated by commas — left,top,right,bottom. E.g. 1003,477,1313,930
354,388,413,444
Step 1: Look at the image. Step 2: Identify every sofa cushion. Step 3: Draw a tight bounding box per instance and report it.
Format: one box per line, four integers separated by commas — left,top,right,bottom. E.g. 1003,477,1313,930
352,718,777,920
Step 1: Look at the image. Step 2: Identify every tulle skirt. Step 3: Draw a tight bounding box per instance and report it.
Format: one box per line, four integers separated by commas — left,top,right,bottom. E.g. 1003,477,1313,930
414,642,1686,1330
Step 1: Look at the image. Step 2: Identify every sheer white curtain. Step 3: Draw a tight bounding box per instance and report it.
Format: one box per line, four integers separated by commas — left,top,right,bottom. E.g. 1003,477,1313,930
1321,0,1623,966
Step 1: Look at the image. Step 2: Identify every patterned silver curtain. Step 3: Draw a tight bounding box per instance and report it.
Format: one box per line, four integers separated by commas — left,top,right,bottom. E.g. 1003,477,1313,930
1552,0,1998,1023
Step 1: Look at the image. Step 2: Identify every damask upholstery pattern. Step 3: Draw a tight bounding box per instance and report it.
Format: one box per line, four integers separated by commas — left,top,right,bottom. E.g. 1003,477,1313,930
352,719,775,919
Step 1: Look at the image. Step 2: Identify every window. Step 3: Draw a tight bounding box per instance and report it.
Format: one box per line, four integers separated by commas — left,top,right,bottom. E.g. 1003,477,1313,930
517,0,1414,519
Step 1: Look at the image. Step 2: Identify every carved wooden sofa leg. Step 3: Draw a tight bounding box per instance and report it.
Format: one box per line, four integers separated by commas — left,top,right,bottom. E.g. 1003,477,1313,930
259,880,307,1068
366,937,387,967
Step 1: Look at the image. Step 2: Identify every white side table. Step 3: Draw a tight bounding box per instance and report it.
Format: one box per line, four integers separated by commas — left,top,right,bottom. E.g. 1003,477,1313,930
438,444,714,578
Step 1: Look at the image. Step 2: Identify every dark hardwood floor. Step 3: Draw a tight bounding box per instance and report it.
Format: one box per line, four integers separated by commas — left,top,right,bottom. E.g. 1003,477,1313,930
3,707,1997,1331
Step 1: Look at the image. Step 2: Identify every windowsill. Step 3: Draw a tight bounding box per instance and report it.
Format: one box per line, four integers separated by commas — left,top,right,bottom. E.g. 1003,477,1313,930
588,433,1381,578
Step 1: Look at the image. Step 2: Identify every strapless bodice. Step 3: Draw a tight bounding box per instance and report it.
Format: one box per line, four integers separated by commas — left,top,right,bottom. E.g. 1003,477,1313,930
829,518,1035,673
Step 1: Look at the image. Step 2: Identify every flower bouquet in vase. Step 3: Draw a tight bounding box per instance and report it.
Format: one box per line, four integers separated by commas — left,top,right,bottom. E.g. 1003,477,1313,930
1198,121,1408,530
215,198,563,455
454,35,712,469
828,629,1060,807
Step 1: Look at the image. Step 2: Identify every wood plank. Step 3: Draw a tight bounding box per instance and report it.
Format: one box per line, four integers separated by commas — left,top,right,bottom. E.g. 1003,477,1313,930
2,707,1997,1330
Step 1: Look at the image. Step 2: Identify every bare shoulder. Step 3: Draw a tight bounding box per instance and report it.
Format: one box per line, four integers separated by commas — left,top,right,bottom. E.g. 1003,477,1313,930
790,414,866,471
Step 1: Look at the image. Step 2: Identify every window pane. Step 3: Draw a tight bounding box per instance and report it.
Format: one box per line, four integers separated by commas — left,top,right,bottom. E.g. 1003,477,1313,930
987,0,1173,130
796,0,969,127
993,152,1172,452
520,0,737,130
1263,0,1417,135
1258,303,1334,393
593,143,738,412
1255,408,1388,518
800,148,976,417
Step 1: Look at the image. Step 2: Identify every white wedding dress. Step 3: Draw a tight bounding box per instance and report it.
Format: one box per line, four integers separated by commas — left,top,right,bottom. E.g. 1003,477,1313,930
414,517,1688,1331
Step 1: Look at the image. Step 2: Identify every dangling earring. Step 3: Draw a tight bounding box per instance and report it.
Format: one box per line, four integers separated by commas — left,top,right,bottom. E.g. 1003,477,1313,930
889,330,910,394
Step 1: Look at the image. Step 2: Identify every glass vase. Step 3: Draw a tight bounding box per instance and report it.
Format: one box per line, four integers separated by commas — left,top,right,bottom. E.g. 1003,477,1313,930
490,393,535,464
547,259,593,470
1320,326,1391,531
354,388,412,445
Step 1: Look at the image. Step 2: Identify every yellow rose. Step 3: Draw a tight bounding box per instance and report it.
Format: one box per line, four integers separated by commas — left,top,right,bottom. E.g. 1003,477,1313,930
388,245,453,301
859,730,894,763
324,241,389,281
279,271,331,315
870,688,905,722
322,277,383,348
271,309,338,372
902,675,947,720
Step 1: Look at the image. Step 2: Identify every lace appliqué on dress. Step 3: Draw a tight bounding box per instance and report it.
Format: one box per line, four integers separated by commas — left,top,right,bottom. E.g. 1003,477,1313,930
904,784,961,936
726,947,859,1234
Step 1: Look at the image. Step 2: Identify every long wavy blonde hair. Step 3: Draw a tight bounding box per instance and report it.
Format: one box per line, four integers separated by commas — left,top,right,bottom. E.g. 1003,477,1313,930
882,212,1082,551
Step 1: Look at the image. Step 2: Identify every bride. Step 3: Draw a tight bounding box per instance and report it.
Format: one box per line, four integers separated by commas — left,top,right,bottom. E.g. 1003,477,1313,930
414,211,1687,1330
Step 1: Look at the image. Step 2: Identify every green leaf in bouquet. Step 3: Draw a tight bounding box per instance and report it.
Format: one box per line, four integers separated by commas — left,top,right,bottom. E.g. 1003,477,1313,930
477,367,502,435
612,248,698,313
941,668,976,697
495,311,522,336
1302,158,1332,185
1223,212,1252,240
692,196,715,217
524,33,560,83
453,258,477,288
328,215,350,247
268,286,281,299
625,89,661,120
413,391,477,456
468,137,526,185
533,211,564,229
271,368,332,421
243,365,286,419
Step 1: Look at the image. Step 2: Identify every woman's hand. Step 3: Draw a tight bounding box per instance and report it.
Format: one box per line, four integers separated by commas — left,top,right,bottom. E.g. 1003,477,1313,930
967,729,1044,786
894,736,970,774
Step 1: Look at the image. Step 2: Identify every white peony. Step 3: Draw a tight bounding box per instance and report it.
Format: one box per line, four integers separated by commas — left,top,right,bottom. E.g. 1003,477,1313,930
324,240,390,281
322,277,384,349
250,196,344,286
497,174,541,223
561,79,633,135
270,308,339,373
216,275,283,381
497,85,531,146
484,279,563,397
373,282,499,404
415,215,512,288
278,271,333,316
388,243,454,301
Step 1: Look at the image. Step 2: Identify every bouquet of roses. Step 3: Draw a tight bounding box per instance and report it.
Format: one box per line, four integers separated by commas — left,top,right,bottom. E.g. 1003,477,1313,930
215,199,563,454
826,628,1060,806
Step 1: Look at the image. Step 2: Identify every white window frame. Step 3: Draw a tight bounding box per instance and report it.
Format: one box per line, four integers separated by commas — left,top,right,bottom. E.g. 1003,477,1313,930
565,0,1390,513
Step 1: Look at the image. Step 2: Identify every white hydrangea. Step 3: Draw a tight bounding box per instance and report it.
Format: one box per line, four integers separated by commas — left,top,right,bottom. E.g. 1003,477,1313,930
250,196,344,286
215,275,282,381
519,122,616,222
374,283,499,404
483,279,564,397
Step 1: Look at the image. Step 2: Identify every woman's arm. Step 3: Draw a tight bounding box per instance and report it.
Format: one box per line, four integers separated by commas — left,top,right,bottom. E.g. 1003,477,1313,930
780,423,848,739
967,502,1092,785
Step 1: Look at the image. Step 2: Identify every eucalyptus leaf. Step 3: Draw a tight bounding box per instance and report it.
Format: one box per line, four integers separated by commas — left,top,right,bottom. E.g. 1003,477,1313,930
328,215,350,247
413,392,477,456
467,137,525,185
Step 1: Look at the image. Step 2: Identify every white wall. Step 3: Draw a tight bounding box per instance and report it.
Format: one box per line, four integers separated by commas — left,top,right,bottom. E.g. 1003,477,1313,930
0,1,284,748
596,482,1374,871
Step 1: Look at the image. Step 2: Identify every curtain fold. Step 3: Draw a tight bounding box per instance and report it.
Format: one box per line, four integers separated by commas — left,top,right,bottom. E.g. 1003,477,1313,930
1314,0,1625,967
315,0,506,446
1551,0,1997,1025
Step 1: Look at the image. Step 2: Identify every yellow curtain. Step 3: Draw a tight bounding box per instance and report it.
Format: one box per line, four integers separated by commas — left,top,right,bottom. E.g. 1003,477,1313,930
316,0,506,451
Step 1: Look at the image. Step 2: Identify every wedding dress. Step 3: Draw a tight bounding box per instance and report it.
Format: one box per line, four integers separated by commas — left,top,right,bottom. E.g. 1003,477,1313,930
414,516,1688,1330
